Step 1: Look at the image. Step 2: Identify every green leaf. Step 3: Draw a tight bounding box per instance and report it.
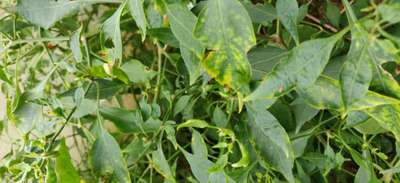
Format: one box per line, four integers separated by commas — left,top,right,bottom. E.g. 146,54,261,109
30,65,58,99
191,130,208,159
248,46,287,80
166,3,203,57
165,3,205,84
100,107,161,133
276,0,299,45
208,154,228,172
297,4,309,23
326,1,341,27
298,76,400,112
179,131,235,183
177,119,210,130
291,98,319,133
231,141,250,168
70,27,82,62
124,138,151,165
346,111,370,127
181,46,202,85
55,139,80,183
148,28,179,47
368,39,400,99
366,105,400,141
194,0,256,92
13,96,42,134
103,2,125,62
87,80,124,99
180,148,234,183
60,80,123,100
339,26,373,110
347,148,379,183
120,59,156,83
246,100,295,183
368,39,400,65
174,95,192,116
16,0,81,29
212,106,228,128
0,67,12,85
247,35,340,100
350,91,400,111
165,124,178,149
378,3,400,24
353,118,387,135
45,161,57,183
152,144,176,182
243,2,277,26
90,127,131,183
295,161,311,183
371,67,400,99
128,0,147,41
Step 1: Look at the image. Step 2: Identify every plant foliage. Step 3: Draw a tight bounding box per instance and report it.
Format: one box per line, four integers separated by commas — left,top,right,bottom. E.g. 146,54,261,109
1,0,400,182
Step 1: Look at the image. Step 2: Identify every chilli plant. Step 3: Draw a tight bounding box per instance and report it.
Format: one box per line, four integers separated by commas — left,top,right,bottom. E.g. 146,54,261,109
1,0,400,182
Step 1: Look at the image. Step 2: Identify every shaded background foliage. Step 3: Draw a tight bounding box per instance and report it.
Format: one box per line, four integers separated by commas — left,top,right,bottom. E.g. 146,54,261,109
0,0,400,182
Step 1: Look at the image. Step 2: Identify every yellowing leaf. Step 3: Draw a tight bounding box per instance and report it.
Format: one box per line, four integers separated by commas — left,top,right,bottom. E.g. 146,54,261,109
366,105,400,141
246,100,295,183
194,0,256,92
298,75,400,113
339,26,373,110
247,35,341,100
177,119,209,130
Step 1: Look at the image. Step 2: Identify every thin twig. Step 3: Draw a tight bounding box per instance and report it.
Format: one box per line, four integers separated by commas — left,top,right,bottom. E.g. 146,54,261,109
46,82,93,151
306,14,338,33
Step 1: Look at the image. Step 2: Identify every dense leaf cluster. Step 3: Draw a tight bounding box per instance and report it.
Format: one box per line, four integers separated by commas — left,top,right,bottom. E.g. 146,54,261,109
1,0,400,182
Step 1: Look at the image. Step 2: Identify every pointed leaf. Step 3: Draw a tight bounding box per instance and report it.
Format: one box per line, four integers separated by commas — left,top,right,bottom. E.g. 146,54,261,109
177,119,210,130
90,128,131,183
124,138,151,165
378,3,400,24
166,3,203,57
298,76,400,112
128,0,147,40
243,2,277,26
191,130,207,159
55,139,80,183
120,60,156,83
70,27,82,62
276,0,299,44
339,26,373,110
194,0,256,91
291,98,319,133
0,67,12,85
103,2,125,61
247,46,287,80
152,144,175,182
366,105,400,141
100,107,161,133
248,36,340,100
13,97,42,134
180,45,202,85
246,100,295,183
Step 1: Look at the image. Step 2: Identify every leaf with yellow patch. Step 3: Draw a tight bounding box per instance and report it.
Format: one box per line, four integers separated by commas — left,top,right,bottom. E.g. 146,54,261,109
194,0,256,92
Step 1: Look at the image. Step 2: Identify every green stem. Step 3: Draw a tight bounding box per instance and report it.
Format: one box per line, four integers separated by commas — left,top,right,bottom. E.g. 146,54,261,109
46,82,93,151
153,42,163,102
